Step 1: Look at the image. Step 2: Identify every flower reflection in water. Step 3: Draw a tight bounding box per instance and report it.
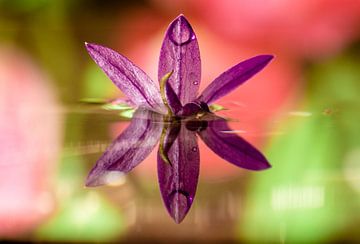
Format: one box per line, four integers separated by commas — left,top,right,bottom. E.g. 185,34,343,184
86,108,270,223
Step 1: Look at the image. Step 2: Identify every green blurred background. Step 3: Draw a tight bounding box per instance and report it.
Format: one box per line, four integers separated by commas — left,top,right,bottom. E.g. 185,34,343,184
1,0,360,242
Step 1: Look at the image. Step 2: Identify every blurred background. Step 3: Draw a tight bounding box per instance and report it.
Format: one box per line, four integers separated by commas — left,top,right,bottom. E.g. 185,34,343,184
1,0,360,242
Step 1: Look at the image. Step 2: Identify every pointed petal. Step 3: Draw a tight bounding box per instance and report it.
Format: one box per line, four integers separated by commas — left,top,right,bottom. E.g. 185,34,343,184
157,124,199,223
198,55,274,104
86,109,163,187
158,15,201,105
85,42,166,113
198,115,271,171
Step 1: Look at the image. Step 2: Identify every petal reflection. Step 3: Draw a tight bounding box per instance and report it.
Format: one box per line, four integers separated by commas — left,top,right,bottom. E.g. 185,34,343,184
157,123,200,223
86,109,163,186
198,114,271,171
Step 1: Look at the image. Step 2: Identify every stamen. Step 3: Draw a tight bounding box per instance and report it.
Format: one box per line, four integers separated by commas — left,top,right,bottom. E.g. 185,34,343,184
160,70,174,116
159,122,172,166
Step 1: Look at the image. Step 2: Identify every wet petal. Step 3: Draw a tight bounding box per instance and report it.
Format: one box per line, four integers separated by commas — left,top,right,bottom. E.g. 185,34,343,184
198,55,274,104
157,123,199,223
158,14,201,105
86,109,163,187
85,43,166,113
198,115,271,170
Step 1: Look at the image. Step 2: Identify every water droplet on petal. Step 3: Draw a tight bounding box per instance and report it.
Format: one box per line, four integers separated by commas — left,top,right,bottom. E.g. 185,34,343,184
192,147,198,152
189,72,199,86
169,16,194,46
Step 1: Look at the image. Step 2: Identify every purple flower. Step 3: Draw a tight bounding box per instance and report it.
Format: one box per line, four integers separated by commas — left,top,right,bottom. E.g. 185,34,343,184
86,109,270,223
85,14,273,224
85,14,273,116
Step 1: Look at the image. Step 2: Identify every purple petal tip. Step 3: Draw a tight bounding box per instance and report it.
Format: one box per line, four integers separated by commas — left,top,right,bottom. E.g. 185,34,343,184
254,159,272,171
246,54,274,68
84,42,94,50
169,192,191,224
85,171,102,187
84,42,102,55
259,54,274,63
174,13,187,22
168,14,194,46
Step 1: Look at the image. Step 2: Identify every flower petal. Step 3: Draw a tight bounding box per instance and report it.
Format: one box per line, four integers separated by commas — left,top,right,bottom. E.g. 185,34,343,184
158,14,201,105
198,115,271,170
157,123,199,223
86,109,163,187
165,81,182,115
85,42,166,113
198,55,274,104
